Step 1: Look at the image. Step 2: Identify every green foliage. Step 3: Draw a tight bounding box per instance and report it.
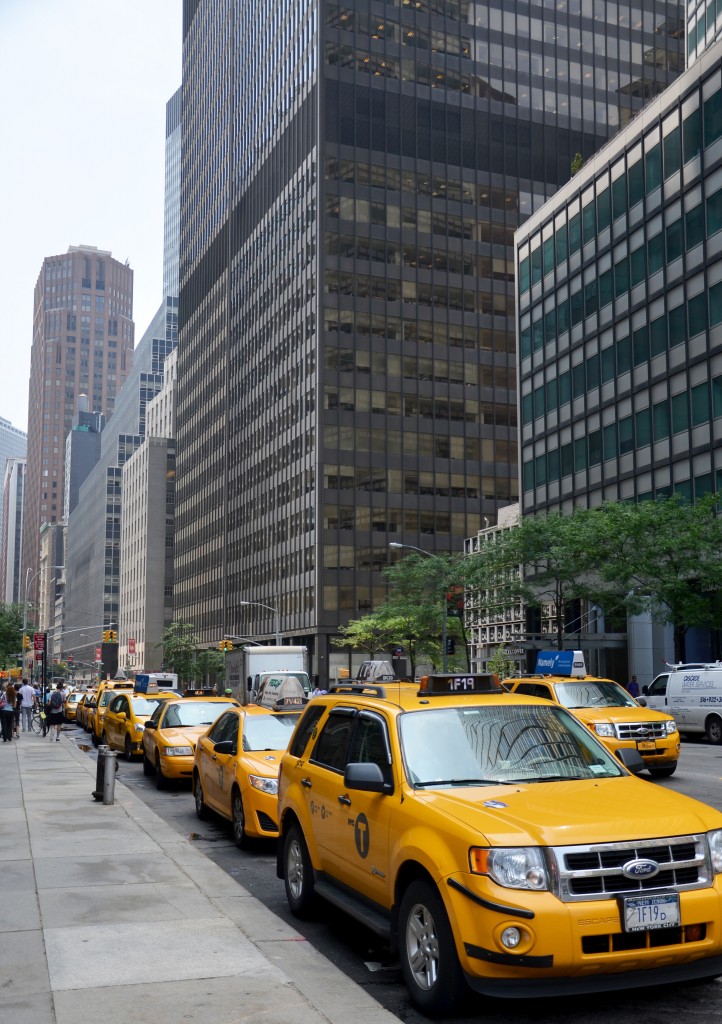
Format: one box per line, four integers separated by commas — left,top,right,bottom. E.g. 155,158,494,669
571,152,584,175
158,622,199,685
194,648,226,685
331,612,399,657
486,648,517,682
0,604,23,668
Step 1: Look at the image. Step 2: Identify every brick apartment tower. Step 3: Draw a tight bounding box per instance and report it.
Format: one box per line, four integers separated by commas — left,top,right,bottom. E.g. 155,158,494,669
22,245,134,601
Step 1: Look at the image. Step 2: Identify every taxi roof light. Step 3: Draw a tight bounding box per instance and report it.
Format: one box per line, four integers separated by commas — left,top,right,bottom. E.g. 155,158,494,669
418,674,502,697
182,688,218,697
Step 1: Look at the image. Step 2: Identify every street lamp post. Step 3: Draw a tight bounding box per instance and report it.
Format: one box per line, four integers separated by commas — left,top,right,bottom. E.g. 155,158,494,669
22,565,64,676
239,600,281,646
389,542,448,672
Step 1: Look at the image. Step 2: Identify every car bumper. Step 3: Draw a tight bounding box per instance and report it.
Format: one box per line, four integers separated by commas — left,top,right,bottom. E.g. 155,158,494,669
447,875,722,992
158,753,195,780
605,735,679,766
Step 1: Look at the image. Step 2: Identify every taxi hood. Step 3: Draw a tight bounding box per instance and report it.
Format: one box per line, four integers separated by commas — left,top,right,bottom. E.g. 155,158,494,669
571,706,672,725
416,776,722,848
162,726,208,747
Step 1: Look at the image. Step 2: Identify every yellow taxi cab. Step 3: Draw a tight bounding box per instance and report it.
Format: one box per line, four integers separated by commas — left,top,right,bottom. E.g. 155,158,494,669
102,687,177,760
193,698,305,847
142,689,240,789
63,690,84,722
277,674,722,1015
504,651,679,779
76,691,97,730
88,681,136,746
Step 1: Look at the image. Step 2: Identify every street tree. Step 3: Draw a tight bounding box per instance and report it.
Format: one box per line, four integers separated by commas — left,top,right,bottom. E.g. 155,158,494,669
194,648,226,687
0,603,23,669
466,507,621,650
330,611,400,659
594,495,722,661
158,621,199,685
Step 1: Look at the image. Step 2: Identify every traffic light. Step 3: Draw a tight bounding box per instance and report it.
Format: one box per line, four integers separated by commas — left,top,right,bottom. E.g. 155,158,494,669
109,630,118,643
103,630,111,642
22,634,30,649
446,586,464,619
218,639,233,651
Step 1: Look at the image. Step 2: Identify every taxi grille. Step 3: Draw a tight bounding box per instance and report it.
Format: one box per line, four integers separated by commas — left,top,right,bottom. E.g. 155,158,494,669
256,810,278,834
553,835,709,902
615,721,668,740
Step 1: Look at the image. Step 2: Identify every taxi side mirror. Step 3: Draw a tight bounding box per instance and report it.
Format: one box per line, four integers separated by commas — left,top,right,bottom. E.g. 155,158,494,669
144,721,157,730
641,685,649,695
344,762,390,794
615,748,645,775
87,701,97,709
214,740,235,755
116,712,127,721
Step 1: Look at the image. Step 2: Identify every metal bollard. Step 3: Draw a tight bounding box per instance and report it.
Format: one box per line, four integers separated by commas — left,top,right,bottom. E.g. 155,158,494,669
103,749,118,805
92,745,109,801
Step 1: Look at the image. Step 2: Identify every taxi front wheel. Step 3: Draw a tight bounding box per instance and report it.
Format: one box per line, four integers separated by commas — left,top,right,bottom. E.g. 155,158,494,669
398,880,465,1017
232,791,248,849
284,824,316,917
194,772,210,820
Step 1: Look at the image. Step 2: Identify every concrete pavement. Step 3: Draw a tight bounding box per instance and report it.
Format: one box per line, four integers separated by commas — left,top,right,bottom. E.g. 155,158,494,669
0,729,398,1024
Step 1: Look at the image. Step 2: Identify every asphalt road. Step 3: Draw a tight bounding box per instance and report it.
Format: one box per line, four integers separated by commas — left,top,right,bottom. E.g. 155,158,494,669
68,725,722,1023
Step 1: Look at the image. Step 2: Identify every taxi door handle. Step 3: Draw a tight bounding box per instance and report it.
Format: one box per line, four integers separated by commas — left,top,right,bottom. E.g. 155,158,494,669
338,794,351,806
301,777,312,788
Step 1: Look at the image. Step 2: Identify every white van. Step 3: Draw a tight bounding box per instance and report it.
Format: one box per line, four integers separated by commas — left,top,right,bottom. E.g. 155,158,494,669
642,662,722,743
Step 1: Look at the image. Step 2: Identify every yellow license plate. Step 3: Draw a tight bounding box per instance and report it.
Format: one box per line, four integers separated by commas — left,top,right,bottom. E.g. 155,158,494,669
637,741,656,751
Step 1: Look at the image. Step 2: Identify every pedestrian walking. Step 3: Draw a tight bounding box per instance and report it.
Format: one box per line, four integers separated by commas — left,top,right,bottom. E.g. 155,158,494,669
18,678,37,732
47,681,65,741
0,685,14,742
12,683,21,737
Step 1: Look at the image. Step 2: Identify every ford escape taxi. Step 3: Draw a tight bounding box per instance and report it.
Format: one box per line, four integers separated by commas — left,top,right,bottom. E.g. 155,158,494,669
277,675,722,1016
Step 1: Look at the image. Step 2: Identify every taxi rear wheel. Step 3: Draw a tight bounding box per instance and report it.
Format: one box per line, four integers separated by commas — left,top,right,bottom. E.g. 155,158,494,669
194,771,209,820
231,790,248,849
398,879,465,1017
142,752,154,776
284,824,316,917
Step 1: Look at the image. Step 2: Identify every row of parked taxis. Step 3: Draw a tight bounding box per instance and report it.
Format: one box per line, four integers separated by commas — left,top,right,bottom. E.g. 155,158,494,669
68,667,722,1016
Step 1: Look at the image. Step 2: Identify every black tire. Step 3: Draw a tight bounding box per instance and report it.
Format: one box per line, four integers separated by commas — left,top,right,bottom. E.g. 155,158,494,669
231,790,248,849
398,879,466,1017
124,735,133,762
193,771,209,820
706,715,722,745
648,764,677,779
283,824,316,917
155,754,167,790
91,729,99,748
142,752,154,776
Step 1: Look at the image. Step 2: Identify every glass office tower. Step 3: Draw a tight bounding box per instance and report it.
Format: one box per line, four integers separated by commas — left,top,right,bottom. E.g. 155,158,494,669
176,0,684,680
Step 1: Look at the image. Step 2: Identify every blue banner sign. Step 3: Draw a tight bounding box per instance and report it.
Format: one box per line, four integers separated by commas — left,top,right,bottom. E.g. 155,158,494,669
535,650,587,677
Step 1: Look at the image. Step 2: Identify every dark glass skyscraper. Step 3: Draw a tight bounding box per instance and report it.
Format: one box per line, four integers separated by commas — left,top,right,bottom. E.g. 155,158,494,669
176,0,684,681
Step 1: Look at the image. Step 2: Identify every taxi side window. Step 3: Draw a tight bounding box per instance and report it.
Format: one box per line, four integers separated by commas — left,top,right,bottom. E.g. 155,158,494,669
515,683,551,700
289,704,325,758
311,709,356,773
163,704,182,727
209,712,239,751
149,702,166,725
109,695,125,713
347,713,392,786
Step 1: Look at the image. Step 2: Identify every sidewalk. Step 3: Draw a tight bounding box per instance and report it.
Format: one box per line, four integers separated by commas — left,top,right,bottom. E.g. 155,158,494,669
0,729,398,1024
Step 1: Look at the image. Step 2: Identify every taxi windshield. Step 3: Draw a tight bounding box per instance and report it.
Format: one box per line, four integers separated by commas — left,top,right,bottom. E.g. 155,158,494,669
554,680,637,709
398,704,625,786
243,713,302,751
163,701,236,728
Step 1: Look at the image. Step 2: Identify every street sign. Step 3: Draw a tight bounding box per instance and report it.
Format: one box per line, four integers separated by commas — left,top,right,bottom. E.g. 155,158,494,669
33,632,45,651
128,638,136,654
95,646,101,661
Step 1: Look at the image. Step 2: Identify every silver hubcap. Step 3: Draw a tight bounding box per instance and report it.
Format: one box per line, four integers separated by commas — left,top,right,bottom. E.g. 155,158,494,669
405,902,440,991
287,839,304,901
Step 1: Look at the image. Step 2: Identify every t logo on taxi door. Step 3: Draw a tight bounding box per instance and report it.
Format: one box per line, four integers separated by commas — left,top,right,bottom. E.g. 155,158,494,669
354,813,370,858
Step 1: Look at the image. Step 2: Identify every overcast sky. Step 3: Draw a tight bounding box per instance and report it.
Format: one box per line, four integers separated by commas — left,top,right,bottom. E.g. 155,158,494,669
0,0,182,434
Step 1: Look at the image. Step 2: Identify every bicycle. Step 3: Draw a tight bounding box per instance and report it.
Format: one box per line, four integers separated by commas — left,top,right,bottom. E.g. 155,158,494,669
29,706,48,736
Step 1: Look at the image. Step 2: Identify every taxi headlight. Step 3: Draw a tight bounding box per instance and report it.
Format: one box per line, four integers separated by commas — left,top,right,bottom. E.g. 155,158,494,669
708,830,722,874
594,723,615,738
163,745,193,756
665,720,677,735
134,723,145,733
470,847,549,890
248,774,278,796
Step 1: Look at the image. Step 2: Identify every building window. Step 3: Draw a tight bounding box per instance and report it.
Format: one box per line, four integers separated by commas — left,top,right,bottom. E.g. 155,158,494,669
619,415,634,454
653,400,670,439
645,143,661,193
671,393,689,434
704,89,722,147
691,382,709,426
663,125,681,178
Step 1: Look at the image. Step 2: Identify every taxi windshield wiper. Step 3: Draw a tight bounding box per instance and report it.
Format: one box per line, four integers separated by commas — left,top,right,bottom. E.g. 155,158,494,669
414,777,514,788
507,773,588,783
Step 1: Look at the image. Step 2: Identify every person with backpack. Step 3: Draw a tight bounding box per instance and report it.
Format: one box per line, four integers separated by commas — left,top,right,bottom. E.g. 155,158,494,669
0,685,14,742
47,681,66,741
